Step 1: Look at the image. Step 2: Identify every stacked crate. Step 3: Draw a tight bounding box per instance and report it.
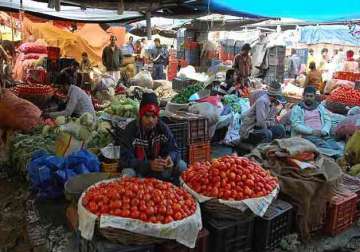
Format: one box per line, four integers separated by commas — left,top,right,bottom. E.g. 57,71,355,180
163,112,210,165
342,174,360,220
264,46,286,83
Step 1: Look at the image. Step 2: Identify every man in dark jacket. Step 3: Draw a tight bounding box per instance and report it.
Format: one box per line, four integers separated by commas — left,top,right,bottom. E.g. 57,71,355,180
102,35,123,83
150,38,168,80
120,92,186,184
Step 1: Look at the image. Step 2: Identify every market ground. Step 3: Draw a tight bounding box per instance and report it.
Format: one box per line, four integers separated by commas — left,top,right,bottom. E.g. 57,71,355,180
1,145,360,252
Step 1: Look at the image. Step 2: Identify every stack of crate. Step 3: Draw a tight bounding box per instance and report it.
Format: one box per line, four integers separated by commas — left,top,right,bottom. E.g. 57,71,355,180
163,112,211,164
264,46,286,84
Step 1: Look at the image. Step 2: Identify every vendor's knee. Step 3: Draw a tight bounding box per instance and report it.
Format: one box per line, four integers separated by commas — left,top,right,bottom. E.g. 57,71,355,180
176,159,187,173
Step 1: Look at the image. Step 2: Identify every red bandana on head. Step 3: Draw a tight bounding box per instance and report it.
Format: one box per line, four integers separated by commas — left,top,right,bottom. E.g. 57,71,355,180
139,103,160,118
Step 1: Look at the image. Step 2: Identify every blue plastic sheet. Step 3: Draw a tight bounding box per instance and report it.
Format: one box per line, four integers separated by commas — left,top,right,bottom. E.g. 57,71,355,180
27,149,100,200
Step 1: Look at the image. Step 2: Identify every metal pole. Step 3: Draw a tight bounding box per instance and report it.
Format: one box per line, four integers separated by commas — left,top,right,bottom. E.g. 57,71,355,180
146,11,152,40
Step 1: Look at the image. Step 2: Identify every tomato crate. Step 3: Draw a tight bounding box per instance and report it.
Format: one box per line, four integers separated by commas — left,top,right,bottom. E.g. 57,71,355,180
156,228,209,252
324,191,357,236
79,235,155,252
342,174,360,220
253,199,293,252
188,142,211,165
204,214,254,252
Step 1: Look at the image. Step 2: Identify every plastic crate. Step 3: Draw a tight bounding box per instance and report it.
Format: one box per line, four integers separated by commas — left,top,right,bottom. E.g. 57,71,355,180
156,228,209,252
324,191,357,236
188,117,209,144
254,199,293,252
79,236,155,252
162,119,189,148
342,175,360,220
204,214,254,252
188,142,211,165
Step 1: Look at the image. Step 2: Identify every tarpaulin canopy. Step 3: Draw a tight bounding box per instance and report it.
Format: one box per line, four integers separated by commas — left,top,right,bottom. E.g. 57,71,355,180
208,0,360,21
0,0,143,22
299,25,360,46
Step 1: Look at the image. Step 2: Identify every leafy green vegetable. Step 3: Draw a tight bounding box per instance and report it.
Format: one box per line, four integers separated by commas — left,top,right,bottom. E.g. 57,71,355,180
171,83,204,104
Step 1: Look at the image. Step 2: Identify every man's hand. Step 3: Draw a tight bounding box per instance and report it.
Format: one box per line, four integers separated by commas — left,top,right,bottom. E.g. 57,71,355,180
312,130,322,136
149,159,167,172
164,156,173,168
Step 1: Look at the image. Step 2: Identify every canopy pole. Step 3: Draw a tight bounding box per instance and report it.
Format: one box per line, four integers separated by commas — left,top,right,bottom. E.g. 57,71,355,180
146,11,152,40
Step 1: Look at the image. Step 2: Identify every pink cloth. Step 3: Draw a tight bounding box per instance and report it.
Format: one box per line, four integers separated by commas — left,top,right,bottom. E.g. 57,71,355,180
304,109,322,131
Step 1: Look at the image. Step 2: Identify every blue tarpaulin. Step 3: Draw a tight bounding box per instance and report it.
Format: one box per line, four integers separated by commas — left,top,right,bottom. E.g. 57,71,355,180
208,0,360,21
299,26,360,46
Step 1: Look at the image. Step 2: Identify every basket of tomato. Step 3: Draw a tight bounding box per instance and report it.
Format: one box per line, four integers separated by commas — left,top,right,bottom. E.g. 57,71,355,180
327,86,360,107
181,156,279,220
79,177,202,248
16,84,54,106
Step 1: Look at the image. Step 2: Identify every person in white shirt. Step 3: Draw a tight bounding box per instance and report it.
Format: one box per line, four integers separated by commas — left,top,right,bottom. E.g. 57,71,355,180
48,81,95,118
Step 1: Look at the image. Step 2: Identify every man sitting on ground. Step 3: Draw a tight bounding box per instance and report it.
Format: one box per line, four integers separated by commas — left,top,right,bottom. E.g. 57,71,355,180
120,92,186,185
290,86,343,157
240,81,286,145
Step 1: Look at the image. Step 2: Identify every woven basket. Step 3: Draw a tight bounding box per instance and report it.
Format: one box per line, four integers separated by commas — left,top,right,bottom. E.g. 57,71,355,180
201,199,254,220
285,95,301,104
99,224,165,245
101,162,118,174
20,92,54,107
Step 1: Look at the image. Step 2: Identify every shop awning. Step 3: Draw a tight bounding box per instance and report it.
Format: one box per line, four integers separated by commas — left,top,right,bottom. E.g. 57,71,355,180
208,0,360,22
0,0,143,22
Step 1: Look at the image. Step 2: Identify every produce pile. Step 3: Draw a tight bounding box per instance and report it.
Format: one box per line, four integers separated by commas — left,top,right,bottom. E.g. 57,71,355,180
104,97,139,118
7,129,57,174
327,86,360,107
223,94,242,113
171,83,204,104
83,177,196,223
182,156,278,200
14,84,54,96
87,121,113,149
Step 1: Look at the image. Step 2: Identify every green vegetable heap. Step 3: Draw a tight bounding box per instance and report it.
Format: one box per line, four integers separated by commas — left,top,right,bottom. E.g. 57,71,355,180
171,83,204,104
104,97,139,118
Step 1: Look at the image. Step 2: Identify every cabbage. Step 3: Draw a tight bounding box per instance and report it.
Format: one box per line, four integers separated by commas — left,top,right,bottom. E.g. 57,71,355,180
55,116,66,125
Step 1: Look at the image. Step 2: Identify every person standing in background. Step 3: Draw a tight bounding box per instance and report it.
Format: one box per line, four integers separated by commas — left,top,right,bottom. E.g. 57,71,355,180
134,40,145,74
233,43,252,96
307,49,315,72
305,62,323,93
287,49,301,79
126,36,135,54
319,48,331,83
342,50,359,72
102,35,123,83
150,38,168,80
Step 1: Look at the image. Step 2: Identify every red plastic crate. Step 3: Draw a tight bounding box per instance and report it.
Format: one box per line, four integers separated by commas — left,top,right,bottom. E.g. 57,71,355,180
188,117,209,144
342,174,360,220
157,228,209,252
324,191,357,236
188,142,211,164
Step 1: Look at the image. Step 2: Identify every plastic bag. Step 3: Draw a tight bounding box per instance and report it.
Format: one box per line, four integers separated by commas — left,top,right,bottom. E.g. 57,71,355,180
78,178,202,248
189,102,219,137
55,132,85,157
132,70,153,89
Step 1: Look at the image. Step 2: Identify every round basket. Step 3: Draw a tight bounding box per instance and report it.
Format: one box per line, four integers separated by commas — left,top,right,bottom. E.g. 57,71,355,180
285,95,301,104
325,101,349,115
98,225,165,245
201,199,254,220
101,162,118,174
20,92,54,107
64,172,116,203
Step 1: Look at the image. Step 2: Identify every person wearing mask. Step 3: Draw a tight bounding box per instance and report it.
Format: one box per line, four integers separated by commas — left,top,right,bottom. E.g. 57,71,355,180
47,72,95,118
120,92,186,185
307,49,315,72
134,40,145,73
102,35,123,83
150,38,168,80
290,86,343,157
342,50,359,72
305,62,323,92
233,43,252,96
240,81,286,145
287,49,301,79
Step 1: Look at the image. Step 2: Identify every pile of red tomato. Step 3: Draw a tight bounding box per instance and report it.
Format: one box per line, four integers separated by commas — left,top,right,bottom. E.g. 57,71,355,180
83,177,197,224
16,84,54,96
327,86,360,107
182,156,278,201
